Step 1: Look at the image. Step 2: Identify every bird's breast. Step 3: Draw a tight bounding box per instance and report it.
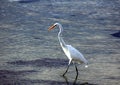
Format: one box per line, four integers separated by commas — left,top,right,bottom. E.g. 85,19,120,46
61,46,71,59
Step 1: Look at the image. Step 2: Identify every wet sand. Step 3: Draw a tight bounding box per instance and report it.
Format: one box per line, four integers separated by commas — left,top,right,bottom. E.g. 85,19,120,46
0,0,120,85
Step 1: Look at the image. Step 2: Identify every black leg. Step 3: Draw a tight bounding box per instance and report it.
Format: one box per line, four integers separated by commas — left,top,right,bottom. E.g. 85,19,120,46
73,72,78,85
72,64,79,85
62,75,69,85
63,65,69,76
75,64,78,75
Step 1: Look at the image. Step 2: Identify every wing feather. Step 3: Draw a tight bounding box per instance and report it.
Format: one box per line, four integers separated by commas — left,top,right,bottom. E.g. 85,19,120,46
67,45,88,64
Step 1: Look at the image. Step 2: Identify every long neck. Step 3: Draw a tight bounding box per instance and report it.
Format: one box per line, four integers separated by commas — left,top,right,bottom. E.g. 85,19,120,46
57,24,66,47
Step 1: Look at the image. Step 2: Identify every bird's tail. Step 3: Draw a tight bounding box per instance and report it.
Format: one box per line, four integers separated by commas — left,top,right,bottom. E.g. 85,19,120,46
85,65,88,68
85,61,88,68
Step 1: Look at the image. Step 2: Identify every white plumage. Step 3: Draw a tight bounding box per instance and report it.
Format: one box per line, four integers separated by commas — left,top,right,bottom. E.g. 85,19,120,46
66,45,88,65
48,23,88,76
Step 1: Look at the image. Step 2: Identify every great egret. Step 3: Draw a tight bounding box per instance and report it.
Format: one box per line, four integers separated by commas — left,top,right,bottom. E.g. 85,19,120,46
48,23,88,76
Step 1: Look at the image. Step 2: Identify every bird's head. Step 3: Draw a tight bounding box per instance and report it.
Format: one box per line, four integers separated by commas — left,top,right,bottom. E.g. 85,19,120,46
48,23,60,31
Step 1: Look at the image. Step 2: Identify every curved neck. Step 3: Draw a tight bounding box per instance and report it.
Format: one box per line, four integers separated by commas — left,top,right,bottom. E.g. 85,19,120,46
57,24,66,47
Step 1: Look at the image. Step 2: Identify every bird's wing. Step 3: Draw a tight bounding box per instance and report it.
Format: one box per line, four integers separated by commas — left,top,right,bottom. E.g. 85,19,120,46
67,45,88,64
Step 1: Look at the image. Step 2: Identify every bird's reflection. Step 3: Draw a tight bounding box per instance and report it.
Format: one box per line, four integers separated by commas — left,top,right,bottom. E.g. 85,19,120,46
61,74,96,85
61,74,78,85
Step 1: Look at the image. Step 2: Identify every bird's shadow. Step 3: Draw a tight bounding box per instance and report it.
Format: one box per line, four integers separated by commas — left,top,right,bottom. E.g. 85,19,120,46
7,58,68,68
61,74,97,85
6,58,97,85
0,69,97,85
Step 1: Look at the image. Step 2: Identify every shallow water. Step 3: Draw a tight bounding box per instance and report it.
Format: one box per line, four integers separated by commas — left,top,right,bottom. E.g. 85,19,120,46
0,0,120,85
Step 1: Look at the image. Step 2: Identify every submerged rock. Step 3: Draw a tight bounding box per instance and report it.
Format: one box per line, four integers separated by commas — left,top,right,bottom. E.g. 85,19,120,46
111,31,120,38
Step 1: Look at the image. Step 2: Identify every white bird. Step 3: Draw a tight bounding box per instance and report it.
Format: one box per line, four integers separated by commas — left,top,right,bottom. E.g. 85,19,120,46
48,23,88,76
